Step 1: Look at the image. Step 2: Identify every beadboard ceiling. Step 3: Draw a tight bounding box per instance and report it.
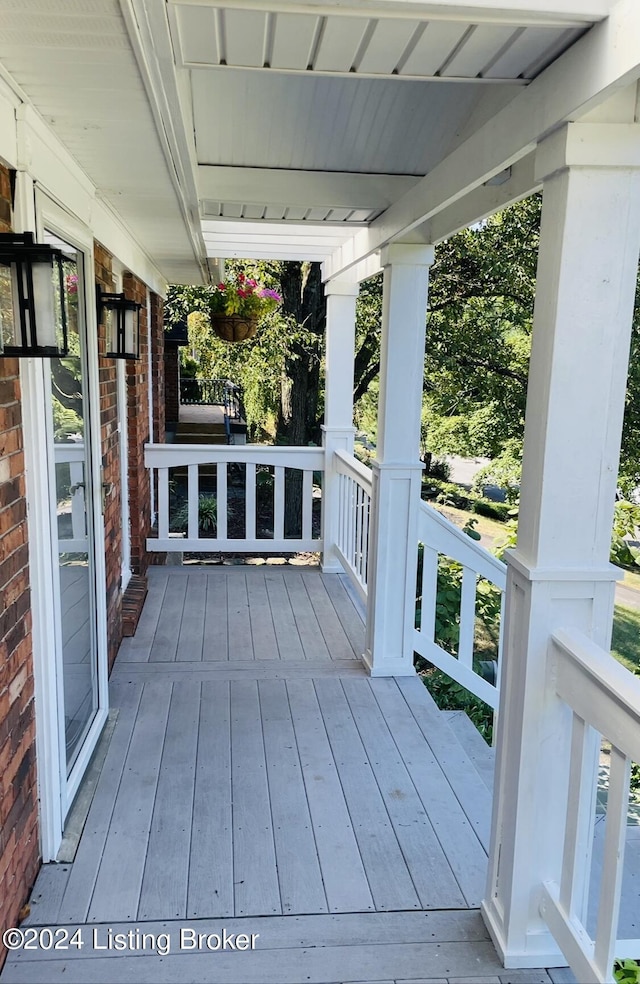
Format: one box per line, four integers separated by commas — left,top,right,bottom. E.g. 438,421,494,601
0,0,608,279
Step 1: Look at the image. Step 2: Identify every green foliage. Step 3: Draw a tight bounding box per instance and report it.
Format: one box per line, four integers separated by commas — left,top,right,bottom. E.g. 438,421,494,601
427,457,451,481
471,440,522,504
52,395,82,441
614,958,640,983
423,670,494,741
422,198,539,462
421,479,512,521
167,260,325,446
171,494,218,535
471,499,512,522
611,499,640,569
207,271,281,318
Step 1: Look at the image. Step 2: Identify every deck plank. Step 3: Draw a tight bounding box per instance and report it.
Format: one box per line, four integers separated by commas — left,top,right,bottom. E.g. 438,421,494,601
187,681,234,918
287,679,374,913
57,679,143,923
320,573,366,655
86,679,172,922
5,910,490,958
203,570,229,660
314,678,421,912
227,573,254,661
230,680,281,916
264,571,305,660
150,576,187,662
21,864,71,927
121,570,167,661
176,576,206,661
284,573,331,660
370,678,488,907
110,660,366,681
138,679,201,919
342,678,467,909
396,677,494,852
259,679,328,914
246,573,280,660
0,939,509,983
302,572,357,659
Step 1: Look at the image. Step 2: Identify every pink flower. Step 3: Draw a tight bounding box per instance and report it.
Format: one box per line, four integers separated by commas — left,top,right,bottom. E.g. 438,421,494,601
259,288,282,302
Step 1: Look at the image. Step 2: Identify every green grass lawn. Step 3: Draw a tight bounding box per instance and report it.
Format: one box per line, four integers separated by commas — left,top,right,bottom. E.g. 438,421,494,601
612,603,640,674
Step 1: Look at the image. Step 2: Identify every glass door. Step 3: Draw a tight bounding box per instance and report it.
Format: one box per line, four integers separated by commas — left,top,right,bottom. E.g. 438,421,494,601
46,231,100,774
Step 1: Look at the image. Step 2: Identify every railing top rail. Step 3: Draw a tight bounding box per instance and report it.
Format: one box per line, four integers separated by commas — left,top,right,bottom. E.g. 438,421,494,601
418,498,507,586
551,628,640,759
334,449,373,491
145,443,324,468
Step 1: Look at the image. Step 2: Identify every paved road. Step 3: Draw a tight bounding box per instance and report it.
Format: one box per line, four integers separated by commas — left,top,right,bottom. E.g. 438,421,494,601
615,581,640,610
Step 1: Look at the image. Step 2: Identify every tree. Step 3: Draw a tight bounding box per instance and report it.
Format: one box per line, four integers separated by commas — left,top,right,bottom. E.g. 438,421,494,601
166,194,640,497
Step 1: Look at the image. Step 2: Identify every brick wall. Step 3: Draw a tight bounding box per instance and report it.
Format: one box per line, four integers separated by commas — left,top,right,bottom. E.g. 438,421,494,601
95,243,123,672
0,165,40,967
150,292,165,443
124,272,152,576
164,346,179,426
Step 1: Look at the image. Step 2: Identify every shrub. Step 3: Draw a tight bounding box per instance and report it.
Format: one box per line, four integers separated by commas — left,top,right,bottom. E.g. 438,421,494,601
472,499,512,521
171,494,218,535
427,457,451,481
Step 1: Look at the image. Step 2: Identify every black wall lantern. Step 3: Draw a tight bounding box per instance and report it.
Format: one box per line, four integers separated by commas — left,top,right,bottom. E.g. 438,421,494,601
96,286,141,360
0,232,69,357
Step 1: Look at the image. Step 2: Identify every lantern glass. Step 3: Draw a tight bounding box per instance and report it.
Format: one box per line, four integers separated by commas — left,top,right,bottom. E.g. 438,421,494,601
100,290,140,359
124,305,139,359
0,260,13,353
0,233,69,356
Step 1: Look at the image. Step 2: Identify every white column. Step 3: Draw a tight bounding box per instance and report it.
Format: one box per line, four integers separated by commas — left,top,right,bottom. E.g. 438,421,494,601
321,279,359,573
483,123,640,967
364,243,434,676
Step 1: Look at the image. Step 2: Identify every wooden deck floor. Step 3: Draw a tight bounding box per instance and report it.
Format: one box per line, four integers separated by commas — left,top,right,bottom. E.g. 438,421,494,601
2,568,566,983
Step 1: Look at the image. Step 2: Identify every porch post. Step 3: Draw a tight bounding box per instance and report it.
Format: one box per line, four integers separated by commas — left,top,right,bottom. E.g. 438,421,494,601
483,123,640,967
321,279,359,573
364,243,434,676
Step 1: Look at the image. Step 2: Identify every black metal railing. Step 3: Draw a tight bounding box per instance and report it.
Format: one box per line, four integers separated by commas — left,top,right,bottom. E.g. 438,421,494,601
179,377,229,406
179,377,246,443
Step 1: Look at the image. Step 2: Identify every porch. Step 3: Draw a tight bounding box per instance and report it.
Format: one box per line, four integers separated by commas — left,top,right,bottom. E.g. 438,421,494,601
2,565,560,984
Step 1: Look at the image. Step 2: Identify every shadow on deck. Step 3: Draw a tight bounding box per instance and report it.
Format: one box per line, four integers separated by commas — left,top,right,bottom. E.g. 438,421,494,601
2,567,568,984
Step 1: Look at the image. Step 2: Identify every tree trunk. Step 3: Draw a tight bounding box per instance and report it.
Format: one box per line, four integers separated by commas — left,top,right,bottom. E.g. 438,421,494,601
277,262,326,536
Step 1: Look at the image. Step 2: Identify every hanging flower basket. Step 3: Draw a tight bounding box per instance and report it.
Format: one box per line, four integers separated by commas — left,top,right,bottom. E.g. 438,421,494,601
211,313,259,343
205,273,282,343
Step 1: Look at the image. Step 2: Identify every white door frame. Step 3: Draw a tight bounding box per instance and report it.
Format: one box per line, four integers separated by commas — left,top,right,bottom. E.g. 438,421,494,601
21,189,109,860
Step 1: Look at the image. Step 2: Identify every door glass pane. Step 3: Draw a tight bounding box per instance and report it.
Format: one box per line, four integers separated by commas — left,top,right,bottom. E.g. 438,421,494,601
47,233,98,773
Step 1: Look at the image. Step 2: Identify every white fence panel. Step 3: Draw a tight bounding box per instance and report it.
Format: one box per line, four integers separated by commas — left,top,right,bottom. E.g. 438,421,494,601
541,629,640,982
333,450,373,603
145,444,323,553
415,500,507,708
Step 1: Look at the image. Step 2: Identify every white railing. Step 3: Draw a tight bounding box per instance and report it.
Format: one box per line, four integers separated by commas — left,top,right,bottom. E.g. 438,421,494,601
54,443,87,553
145,443,324,552
334,450,372,603
540,629,640,983
414,501,507,708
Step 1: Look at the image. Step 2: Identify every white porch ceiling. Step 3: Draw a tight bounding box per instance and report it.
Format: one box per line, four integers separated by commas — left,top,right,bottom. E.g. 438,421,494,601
0,0,613,280
172,3,587,82
201,218,363,260
0,0,206,283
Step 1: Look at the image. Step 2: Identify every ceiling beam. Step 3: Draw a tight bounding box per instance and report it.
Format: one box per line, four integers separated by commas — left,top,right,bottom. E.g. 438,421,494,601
422,152,539,242
323,0,640,280
169,0,608,28
197,166,420,213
